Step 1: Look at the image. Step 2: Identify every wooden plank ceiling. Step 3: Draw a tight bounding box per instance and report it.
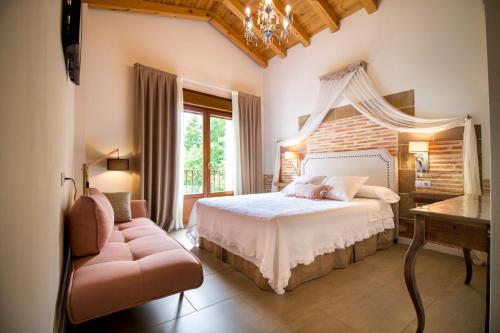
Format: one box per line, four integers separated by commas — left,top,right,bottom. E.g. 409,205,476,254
83,0,378,67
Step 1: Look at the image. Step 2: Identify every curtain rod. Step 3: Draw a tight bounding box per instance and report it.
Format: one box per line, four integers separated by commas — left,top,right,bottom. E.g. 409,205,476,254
182,77,233,96
319,60,368,81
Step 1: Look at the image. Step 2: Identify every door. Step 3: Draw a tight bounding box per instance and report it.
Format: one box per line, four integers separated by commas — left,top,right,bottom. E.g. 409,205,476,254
182,106,234,224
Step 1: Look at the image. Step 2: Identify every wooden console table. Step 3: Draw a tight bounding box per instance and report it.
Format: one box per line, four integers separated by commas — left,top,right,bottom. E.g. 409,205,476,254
404,195,490,333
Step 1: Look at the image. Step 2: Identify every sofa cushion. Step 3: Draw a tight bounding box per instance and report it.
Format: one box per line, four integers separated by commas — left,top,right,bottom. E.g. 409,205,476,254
130,200,149,219
67,218,203,324
69,188,114,257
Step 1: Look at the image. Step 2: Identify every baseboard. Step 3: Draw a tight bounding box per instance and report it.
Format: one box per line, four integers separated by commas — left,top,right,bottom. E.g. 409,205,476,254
398,237,464,257
54,243,72,333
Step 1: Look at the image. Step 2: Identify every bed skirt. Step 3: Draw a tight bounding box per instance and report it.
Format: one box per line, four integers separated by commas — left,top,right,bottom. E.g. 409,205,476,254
199,229,394,292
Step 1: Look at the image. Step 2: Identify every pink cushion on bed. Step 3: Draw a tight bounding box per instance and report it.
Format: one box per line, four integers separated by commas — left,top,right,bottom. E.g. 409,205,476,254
282,175,327,196
69,188,115,257
293,183,331,200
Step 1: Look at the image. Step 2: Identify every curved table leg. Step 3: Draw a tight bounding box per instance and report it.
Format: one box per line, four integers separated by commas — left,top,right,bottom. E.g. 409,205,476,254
463,248,472,285
404,214,426,333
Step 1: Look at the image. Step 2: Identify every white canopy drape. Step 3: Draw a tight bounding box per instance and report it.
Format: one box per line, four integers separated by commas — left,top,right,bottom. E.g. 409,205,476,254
171,77,185,231
272,66,481,195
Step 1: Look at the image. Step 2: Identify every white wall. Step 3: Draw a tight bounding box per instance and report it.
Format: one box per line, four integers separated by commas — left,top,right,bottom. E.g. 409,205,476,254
0,1,76,332
263,0,489,177
78,6,264,193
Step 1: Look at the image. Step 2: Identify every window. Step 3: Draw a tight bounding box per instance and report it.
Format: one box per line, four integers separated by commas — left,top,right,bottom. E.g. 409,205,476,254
210,115,234,193
183,111,204,195
182,106,234,197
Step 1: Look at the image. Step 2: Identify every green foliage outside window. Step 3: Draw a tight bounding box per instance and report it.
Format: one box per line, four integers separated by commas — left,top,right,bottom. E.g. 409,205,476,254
183,114,228,194
210,117,227,172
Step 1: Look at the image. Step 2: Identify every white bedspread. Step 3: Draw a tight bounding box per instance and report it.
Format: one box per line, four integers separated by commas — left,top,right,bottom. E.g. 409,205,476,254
187,192,394,294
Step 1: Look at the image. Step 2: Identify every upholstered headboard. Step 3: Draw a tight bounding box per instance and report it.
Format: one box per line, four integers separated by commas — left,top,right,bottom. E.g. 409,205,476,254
301,149,398,192
301,149,399,240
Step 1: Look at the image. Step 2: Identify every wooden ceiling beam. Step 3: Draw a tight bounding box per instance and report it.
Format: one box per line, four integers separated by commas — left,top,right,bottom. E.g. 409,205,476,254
83,0,212,21
209,14,268,68
308,0,340,32
273,0,310,47
359,0,378,14
222,0,287,58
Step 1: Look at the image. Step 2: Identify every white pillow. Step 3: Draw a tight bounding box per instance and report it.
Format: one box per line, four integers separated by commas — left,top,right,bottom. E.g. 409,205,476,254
355,185,400,203
321,176,368,201
282,175,326,196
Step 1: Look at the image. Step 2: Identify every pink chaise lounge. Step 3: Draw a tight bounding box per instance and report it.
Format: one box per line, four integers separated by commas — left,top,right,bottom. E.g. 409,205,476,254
66,188,203,324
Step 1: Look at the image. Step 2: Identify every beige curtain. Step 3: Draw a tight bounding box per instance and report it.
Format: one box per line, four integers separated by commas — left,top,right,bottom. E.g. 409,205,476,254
133,63,178,230
237,93,263,194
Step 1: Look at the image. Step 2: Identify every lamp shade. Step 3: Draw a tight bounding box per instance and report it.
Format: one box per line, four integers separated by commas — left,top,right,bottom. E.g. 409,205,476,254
408,141,429,153
107,158,129,171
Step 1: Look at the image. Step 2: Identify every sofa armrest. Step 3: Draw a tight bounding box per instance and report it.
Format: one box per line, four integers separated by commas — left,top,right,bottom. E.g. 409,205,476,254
131,200,149,219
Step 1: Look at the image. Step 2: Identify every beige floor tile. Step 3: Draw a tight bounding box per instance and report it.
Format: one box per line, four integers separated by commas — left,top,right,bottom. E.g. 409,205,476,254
71,293,195,333
402,265,487,333
71,239,487,333
376,247,467,305
322,282,418,333
238,276,334,319
184,267,255,310
267,308,358,333
146,296,269,333
319,254,388,291
190,246,232,276
402,289,486,333
169,229,194,251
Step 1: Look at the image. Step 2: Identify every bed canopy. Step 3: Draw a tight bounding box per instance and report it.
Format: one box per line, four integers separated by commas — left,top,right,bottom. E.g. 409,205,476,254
272,61,481,195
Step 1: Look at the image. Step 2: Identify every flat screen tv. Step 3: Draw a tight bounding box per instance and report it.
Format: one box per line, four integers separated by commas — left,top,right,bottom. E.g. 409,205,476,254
61,0,82,85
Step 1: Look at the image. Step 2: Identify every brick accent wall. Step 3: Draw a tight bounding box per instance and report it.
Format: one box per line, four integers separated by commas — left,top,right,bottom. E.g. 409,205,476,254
279,92,407,184
397,126,481,196
306,115,398,155
280,90,476,195
420,140,464,194
274,89,486,238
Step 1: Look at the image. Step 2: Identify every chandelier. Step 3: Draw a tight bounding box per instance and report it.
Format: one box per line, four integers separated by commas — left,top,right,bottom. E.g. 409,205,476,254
244,0,293,48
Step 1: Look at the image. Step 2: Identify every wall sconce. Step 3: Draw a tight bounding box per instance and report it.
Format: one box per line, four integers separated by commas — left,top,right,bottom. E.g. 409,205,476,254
284,151,300,178
82,148,130,193
409,141,429,178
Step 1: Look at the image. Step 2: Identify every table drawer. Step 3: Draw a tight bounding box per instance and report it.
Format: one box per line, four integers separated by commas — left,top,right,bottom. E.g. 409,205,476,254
425,220,489,251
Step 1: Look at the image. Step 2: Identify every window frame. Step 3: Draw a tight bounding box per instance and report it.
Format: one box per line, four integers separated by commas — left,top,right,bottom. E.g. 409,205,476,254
183,104,233,199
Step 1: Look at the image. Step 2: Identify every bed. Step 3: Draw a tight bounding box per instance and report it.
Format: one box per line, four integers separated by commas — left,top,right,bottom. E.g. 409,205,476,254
187,149,398,294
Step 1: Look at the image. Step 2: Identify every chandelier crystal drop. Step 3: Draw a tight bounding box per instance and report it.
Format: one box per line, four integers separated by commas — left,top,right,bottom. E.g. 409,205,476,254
243,1,293,48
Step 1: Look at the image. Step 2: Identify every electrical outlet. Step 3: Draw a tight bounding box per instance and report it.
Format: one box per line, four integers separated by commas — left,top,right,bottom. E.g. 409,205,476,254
61,172,66,186
415,180,431,188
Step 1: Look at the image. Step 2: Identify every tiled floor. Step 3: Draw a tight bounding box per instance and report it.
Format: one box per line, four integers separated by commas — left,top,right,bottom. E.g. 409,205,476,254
71,230,487,333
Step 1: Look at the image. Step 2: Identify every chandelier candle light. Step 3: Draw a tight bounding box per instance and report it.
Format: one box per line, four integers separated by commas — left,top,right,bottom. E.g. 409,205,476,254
244,1,292,47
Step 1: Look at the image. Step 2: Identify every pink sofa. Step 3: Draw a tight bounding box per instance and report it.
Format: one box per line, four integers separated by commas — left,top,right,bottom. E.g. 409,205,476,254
66,189,203,324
